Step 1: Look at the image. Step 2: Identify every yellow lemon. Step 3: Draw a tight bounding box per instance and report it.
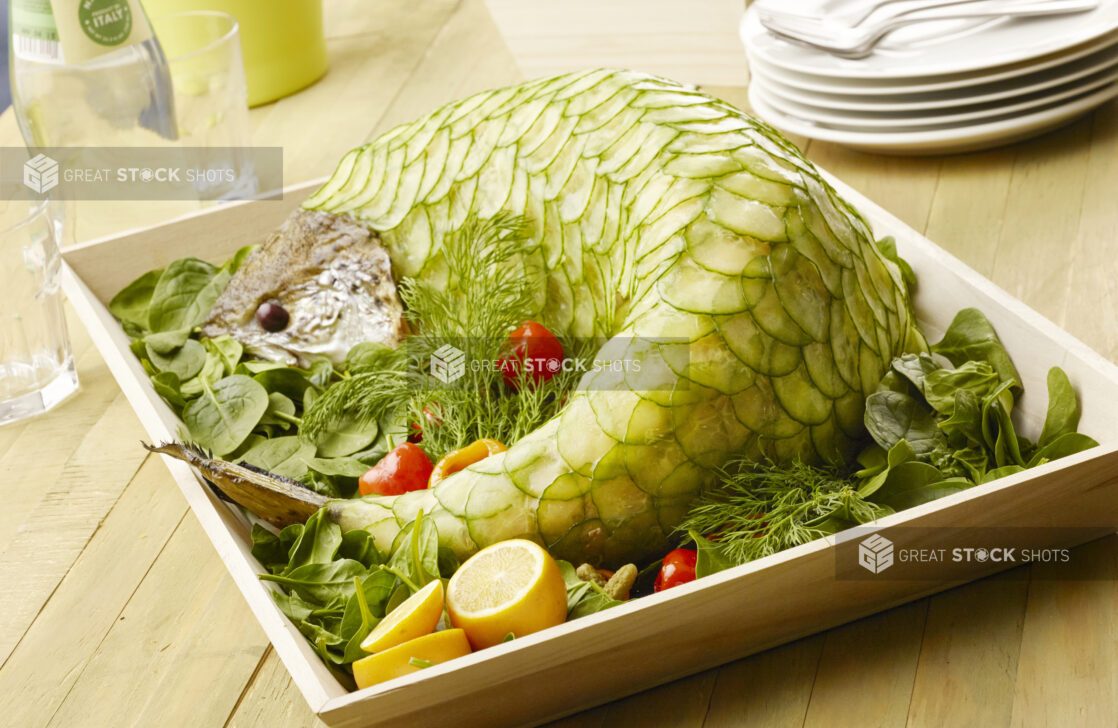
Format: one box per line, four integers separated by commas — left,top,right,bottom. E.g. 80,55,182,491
360,579,444,654
446,539,568,650
352,628,472,690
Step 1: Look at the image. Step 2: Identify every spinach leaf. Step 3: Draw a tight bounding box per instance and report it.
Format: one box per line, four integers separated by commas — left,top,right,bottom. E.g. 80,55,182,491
690,530,735,578
284,509,342,573
251,523,299,575
150,371,187,409
938,388,983,446
146,338,206,381
891,353,941,394
311,413,379,458
981,465,1025,483
923,361,1001,415
864,390,942,455
339,530,382,568
1039,367,1080,447
206,335,244,374
224,244,257,274
386,512,440,591
148,257,231,333
180,349,227,399
556,560,624,617
1027,432,1098,467
857,440,917,498
304,455,370,478
182,374,269,455
875,236,917,291
109,268,162,329
931,308,1021,389
568,586,623,619
144,328,191,355
240,436,316,479
253,367,316,402
261,560,368,603
260,392,297,429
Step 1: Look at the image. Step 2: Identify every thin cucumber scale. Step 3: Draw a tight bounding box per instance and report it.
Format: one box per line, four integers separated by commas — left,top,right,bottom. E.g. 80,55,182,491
308,69,925,567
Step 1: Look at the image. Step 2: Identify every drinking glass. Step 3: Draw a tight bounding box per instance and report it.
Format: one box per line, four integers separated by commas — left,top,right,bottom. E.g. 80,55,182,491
0,200,79,425
151,11,256,200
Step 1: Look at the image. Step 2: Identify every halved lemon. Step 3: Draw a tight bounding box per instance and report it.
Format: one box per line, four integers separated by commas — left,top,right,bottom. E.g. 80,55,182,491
352,628,472,690
360,579,444,654
446,539,567,650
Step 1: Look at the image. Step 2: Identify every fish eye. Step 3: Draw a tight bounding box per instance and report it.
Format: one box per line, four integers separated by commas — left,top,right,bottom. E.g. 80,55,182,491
256,302,290,332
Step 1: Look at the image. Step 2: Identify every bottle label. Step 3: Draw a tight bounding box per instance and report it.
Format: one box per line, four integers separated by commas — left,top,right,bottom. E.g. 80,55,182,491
77,0,133,46
21,0,155,65
11,0,65,64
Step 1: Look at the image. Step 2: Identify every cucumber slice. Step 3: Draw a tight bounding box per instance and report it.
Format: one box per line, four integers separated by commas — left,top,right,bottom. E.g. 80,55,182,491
716,168,799,207
573,87,637,134
663,152,741,179
771,244,830,343
685,217,765,276
304,147,360,208
590,476,653,531
657,255,748,315
475,145,516,218
715,312,802,377
787,208,843,297
707,187,787,243
731,378,805,439
772,362,832,426
557,397,616,477
319,145,376,210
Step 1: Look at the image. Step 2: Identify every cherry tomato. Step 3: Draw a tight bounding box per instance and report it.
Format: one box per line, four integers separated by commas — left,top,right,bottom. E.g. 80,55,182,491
654,548,697,592
498,320,564,389
358,442,434,496
407,406,442,444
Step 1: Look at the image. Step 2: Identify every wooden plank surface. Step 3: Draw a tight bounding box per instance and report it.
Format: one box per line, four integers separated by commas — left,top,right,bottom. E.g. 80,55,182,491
2,0,1117,727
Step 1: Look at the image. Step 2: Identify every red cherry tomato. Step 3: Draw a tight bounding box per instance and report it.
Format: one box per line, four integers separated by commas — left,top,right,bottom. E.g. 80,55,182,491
358,442,434,496
654,548,697,592
498,320,564,389
407,406,442,443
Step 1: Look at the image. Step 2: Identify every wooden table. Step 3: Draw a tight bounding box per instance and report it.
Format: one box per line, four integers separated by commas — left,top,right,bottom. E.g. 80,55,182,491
3,1,1116,726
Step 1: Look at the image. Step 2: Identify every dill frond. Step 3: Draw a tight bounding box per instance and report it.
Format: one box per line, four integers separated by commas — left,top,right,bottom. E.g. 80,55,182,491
301,213,578,461
679,459,893,565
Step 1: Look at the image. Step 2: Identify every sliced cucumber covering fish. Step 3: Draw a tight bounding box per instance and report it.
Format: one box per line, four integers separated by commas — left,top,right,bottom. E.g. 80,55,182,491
282,69,921,567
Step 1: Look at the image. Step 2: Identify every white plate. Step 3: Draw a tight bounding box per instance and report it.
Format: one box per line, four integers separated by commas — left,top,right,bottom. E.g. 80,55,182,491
743,0,1118,79
753,67,1118,127
744,32,1118,95
752,41,1118,111
747,80,1118,153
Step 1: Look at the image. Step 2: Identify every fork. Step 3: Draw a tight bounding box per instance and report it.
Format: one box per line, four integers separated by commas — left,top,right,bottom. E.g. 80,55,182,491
758,0,1099,58
758,0,996,35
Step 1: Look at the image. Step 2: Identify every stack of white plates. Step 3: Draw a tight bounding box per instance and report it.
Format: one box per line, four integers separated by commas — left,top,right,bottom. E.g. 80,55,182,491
741,0,1118,153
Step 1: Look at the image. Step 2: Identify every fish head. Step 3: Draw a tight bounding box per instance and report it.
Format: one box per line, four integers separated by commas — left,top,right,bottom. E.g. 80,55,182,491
201,209,407,366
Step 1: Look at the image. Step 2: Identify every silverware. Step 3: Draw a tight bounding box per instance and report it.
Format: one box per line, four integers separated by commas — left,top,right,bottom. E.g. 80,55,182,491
758,0,1099,59
760,0,996,33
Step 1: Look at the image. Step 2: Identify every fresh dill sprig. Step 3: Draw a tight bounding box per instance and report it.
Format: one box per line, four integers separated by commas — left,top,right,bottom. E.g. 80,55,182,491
678,459,893,565
301,213,577,461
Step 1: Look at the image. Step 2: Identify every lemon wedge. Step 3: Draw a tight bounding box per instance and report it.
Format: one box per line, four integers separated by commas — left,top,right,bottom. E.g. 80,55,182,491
446,539,567,650
360,579,444,654
352,628,472,690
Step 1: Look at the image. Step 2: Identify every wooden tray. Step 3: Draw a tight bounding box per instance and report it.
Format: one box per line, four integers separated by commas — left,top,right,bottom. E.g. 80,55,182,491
61,175,1118,728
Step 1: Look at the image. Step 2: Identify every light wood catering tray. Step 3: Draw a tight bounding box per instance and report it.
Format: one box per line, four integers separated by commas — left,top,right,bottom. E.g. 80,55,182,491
61,176,1118,728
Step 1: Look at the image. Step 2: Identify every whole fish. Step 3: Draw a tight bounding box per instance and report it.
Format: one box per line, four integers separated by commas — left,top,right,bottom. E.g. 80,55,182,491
168,70,922,568
201,209,407,366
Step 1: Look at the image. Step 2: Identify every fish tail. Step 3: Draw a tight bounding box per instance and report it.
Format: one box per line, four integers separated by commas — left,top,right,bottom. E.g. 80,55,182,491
142,440,329,528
